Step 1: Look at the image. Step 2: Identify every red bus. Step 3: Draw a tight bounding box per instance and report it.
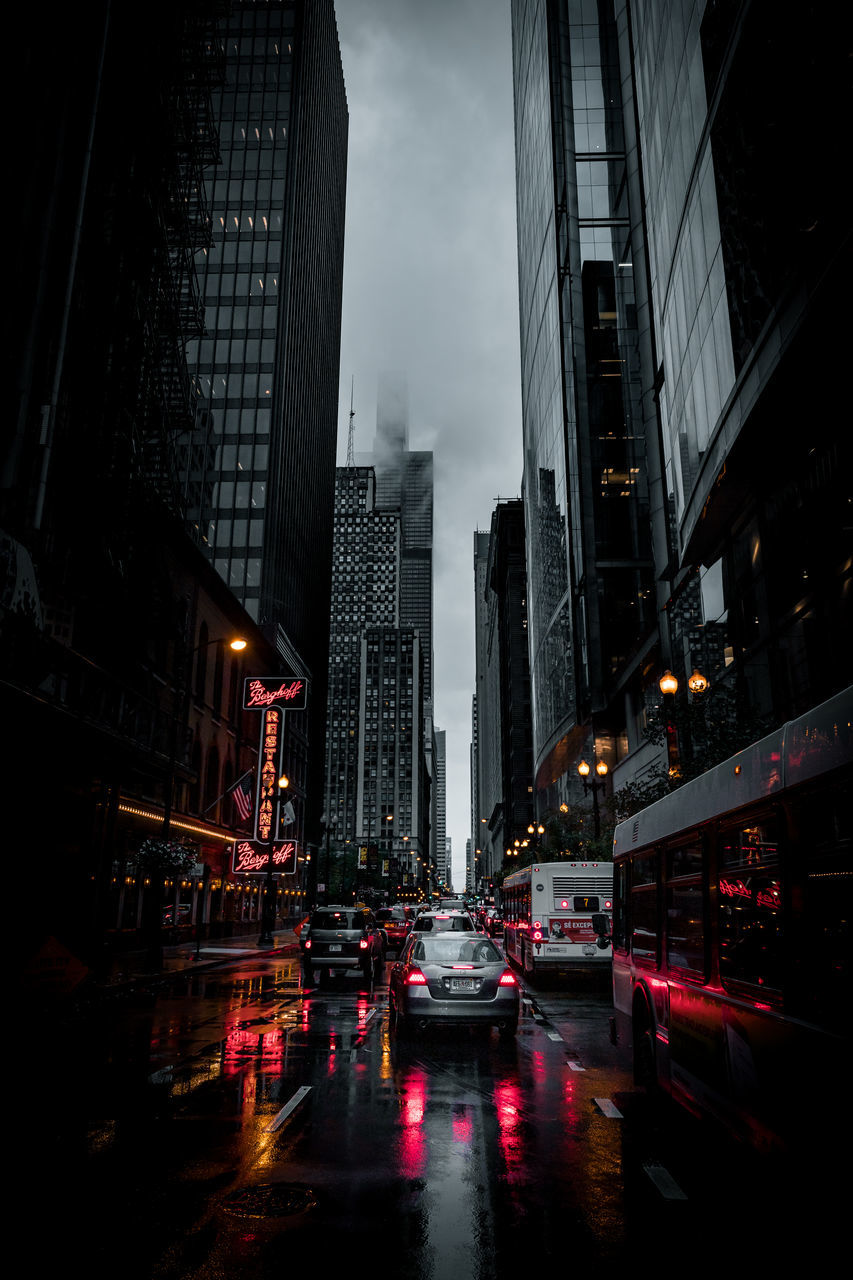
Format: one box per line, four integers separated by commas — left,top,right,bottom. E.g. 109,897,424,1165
611,685,852,1153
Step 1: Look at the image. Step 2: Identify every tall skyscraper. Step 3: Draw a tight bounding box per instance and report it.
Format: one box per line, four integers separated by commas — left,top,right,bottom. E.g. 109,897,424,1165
472,503,534,886
324,466,429,902
511,0,851,815
511,0,658,809
182,0,348,842
434,728,447,887
361,374,435,700
6,2,298,965
621,0,851,733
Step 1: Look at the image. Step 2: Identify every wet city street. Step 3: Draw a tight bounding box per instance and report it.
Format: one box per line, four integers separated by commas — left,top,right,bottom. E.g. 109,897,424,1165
23,944,836,1278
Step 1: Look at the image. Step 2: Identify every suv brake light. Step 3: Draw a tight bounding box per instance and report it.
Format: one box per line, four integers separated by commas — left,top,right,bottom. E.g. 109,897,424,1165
359,938,369,950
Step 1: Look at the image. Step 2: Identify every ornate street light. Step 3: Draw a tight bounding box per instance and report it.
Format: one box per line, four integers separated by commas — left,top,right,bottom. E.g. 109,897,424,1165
577,757,608,838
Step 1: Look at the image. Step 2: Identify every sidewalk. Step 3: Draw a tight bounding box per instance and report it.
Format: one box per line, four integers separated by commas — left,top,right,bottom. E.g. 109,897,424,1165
93,927,301,997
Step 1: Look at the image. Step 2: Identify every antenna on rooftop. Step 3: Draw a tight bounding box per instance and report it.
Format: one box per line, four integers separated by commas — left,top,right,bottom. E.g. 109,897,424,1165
345,376,356,468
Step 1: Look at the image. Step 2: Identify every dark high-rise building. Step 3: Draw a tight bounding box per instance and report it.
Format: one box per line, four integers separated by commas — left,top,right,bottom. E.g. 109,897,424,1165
361,374,435,701
511,0,851,812
511,0,657,811
622,0,851,735
324,466,430,903
182,0,348,844
6,2,296,969
472,502,534,889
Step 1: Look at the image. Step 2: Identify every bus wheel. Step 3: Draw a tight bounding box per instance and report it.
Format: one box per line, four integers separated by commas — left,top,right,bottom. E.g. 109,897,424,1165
633,995,659,1094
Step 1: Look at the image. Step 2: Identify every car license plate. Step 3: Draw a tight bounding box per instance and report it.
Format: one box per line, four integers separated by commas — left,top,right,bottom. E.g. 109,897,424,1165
329,944,342,952
450,978,476,992
582,944,596,956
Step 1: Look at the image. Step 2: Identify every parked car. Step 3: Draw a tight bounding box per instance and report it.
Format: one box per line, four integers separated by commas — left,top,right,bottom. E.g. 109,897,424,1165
161,904,192,927
301,906,384,984
388,930,519,1038
375,905,412,955
408,910,478,934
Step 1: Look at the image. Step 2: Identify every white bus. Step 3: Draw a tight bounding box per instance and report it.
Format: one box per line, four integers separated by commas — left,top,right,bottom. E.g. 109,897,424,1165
612,685,852,1154
501,861,613,979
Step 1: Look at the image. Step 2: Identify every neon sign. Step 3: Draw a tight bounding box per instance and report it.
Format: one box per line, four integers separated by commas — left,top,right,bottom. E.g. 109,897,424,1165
719,877,780,910
254,706,282,842
233,839,298,875
243,676,308,710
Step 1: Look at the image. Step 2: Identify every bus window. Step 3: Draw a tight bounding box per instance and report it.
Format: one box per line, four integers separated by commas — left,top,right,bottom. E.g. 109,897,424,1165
718,817,783,996
665,841,707,979
630,852,659,964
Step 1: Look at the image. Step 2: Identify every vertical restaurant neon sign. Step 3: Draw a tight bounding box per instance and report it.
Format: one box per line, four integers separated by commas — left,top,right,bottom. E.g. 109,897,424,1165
231,675,309,878
255,706,282,843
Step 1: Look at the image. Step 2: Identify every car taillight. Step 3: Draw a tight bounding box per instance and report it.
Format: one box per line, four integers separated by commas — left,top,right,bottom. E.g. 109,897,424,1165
359,938,369,950
498,970,517,987
304,939,311,950
405,969,428,985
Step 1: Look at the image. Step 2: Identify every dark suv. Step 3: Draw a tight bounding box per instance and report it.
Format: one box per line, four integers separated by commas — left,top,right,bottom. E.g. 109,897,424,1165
375,906,412,955
301,906,384,985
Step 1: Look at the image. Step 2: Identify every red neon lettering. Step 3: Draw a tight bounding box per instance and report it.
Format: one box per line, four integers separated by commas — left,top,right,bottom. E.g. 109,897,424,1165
246,679,304,708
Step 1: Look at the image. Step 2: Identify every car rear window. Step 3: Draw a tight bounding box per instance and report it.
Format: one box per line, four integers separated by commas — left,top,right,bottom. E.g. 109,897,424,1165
311,911,359,929
415,915,475,932
413,938,501,963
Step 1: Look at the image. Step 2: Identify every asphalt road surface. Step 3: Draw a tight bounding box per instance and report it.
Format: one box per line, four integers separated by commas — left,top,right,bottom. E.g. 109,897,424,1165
21,950,836,1278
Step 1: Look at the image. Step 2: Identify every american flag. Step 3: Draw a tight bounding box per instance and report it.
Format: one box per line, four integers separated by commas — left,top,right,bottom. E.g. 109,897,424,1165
229,771,254,824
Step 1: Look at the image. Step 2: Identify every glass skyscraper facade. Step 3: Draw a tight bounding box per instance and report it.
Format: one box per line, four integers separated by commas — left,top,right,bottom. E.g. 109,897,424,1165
511,0,655,804
182,0,346,656
510,0,850,813
181,0,347,850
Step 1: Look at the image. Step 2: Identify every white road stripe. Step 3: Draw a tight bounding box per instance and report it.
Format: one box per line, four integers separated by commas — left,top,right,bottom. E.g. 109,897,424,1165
567,1060,586,1072
266,1085,312,1132
594,1097,623,1118
547,1031,563,1041
643,1162,688,1200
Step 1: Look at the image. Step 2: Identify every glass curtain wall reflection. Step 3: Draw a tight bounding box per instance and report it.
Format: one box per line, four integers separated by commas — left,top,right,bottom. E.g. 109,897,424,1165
512,0,654,800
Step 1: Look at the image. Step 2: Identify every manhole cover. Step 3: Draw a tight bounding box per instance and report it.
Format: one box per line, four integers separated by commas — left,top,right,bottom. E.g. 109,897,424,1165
223,1183,318,1219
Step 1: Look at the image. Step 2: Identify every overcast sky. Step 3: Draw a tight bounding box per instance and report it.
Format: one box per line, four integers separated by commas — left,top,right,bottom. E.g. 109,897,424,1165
333,0,522,892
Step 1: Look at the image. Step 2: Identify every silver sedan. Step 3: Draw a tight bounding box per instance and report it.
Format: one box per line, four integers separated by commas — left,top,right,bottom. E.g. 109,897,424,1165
388,931,520,1038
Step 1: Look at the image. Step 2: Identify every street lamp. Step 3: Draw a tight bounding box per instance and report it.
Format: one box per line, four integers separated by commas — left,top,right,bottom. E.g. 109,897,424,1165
577,757,608,838
658,667,707,776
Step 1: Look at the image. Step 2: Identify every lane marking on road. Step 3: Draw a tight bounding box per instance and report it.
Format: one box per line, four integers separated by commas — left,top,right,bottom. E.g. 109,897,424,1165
594,1097,623,1118
643,1161,688,1200
267,1085,312,1132
566,1060,586,1072
546,1031,563,1041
